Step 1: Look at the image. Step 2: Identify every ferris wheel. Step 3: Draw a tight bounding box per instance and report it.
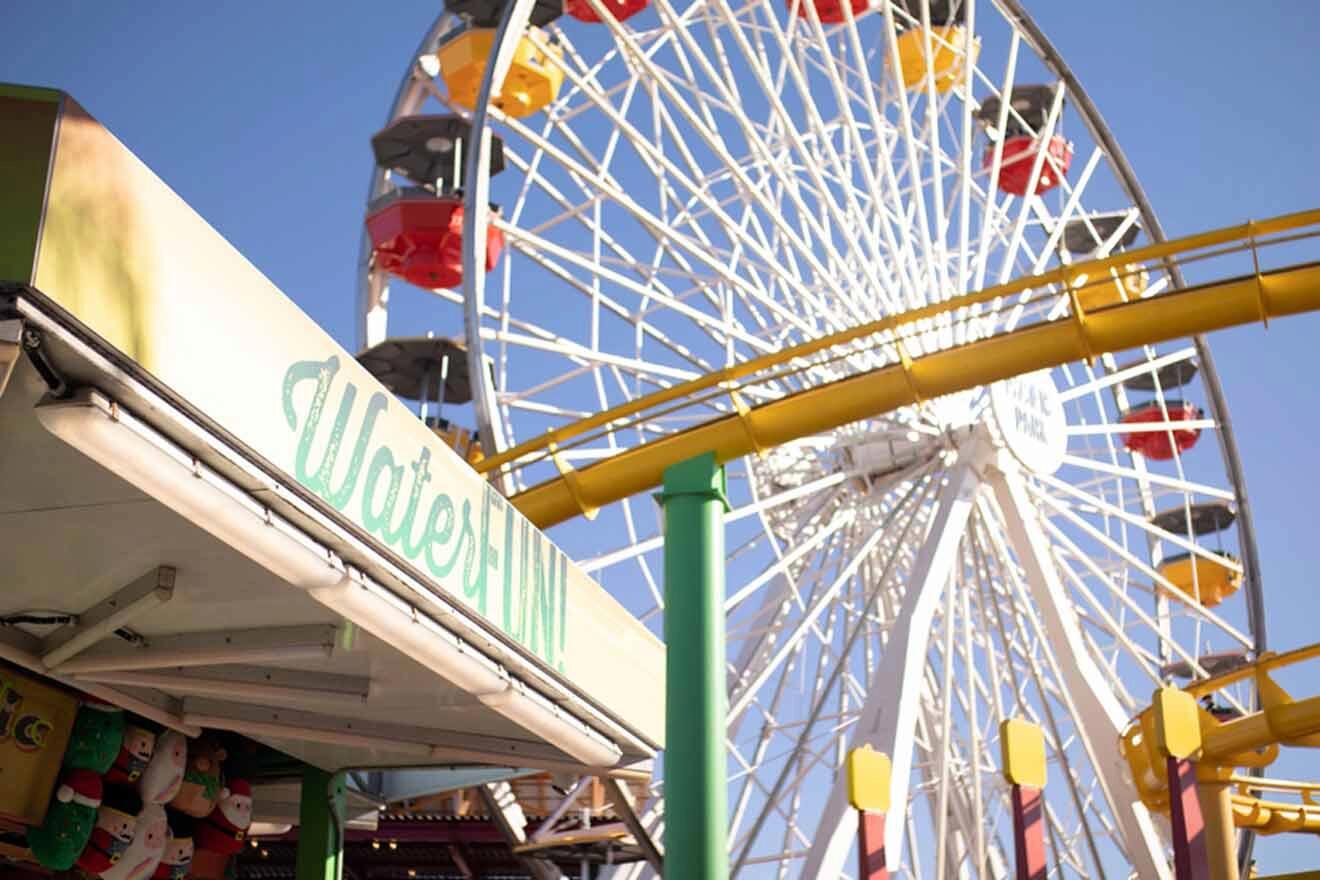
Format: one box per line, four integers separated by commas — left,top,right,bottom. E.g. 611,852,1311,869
355,0,1266,876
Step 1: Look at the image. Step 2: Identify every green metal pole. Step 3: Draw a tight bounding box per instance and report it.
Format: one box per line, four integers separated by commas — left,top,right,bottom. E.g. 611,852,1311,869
658,452,729,880
295,767,346,880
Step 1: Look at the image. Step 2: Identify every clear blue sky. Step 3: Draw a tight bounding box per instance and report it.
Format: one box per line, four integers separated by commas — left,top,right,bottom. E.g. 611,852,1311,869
6,1,1320,872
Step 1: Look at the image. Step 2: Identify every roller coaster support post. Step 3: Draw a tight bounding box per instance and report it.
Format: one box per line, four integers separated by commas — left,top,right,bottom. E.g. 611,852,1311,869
1153,687,1223,880
658,452,730,880
1000,719,1047,880
847,746,892,880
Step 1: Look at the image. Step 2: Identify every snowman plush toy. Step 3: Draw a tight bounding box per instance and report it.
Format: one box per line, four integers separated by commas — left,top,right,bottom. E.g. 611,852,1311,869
27,769,104,870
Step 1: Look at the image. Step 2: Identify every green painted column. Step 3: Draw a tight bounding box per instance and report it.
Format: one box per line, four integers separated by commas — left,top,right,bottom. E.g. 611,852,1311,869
295,767,346,880
658,452,729,879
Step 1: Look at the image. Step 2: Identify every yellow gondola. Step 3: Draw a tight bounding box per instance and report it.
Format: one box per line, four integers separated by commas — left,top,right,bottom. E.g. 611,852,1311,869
437,26,564,118
892,25,979,93
1158,551,1243,608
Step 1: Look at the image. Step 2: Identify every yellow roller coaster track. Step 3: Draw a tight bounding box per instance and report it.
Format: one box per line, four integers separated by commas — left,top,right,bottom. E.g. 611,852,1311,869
486,207,1320,529
1124,641,1320,844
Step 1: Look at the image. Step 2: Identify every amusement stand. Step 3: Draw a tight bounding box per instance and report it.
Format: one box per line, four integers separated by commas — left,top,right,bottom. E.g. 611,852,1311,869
6,0,1320,878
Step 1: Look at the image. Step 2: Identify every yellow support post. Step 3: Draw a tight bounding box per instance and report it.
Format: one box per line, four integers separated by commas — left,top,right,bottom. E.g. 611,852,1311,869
1199,780,1241,880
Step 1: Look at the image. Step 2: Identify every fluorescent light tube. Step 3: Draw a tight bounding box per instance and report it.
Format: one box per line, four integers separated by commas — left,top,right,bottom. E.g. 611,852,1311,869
185,713,433,759
73,671,370,712
36,392,344,590
309,578,509,696
480,683,622,768
56,643,334,675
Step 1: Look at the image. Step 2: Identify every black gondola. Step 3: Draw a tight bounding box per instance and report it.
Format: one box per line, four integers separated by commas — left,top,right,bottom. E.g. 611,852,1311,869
444,0,563,28
1149,501,1236,537
976,84,1059,137
357,337,474,404
371,115,505,191
1062,213,1141,256
892,0,964,27
1118,358,1199,392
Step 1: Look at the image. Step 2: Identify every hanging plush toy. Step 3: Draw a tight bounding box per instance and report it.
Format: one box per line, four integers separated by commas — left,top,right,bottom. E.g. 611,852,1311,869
151,813,193,880
139,730,188,805
168,735,226,818
99,802,168,880
63,701,126,774
27,769,104,870
76,787,142,875
105,723,157,787
194,779,252,854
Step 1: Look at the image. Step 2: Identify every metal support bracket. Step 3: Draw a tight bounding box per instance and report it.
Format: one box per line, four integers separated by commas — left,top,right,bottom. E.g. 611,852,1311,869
41,566,176,669
479,781,563,880
53,624,340,674
602,776,664,874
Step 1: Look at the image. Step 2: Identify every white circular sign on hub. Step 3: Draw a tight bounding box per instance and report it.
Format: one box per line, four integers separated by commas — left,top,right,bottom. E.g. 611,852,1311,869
990,370,1066,476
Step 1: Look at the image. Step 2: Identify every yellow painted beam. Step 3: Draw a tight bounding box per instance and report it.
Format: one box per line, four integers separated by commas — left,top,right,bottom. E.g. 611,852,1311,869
512,260,1320,529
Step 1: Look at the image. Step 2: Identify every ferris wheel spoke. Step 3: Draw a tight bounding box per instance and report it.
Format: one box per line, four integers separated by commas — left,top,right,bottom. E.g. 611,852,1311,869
1028,483,1254,649
1059,346,1196,402
979,475,1169,878
496,222,781,364
969,515,1114,877
728,476,937,872
711,1,904,317
969,26,1022,291
501,119,842,339
1034,470,1242,575
588,4,871,321
1058,453,1235,503
728,504,915,723
794,460,978,878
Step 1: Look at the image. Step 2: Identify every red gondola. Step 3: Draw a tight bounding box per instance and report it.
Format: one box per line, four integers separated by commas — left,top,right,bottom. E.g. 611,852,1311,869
787,0,867,24
987,133,1072,197
366,191,504,291
1120,400,1202,461
565,0,650,22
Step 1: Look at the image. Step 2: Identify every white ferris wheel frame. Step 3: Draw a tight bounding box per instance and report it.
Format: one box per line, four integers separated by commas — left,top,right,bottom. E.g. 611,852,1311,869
353,1,1268,876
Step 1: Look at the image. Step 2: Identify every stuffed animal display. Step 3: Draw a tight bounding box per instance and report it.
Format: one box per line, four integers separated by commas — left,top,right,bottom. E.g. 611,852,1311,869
63,702,125,774
76,787,142,875
152,813,194,880
194,779,251,855
140,729,188,805
106,723,157,787
169,736,227,819
26,769,104,870
13,690,265,880
99,802,168,880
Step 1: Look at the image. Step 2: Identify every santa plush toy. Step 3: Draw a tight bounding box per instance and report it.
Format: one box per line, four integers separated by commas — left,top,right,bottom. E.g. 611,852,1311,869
151,812,193,880
194,779,252,854
27,769,104,870
99,802,168,880
139,730,188,805
76,787,142,875
105,723,157,787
